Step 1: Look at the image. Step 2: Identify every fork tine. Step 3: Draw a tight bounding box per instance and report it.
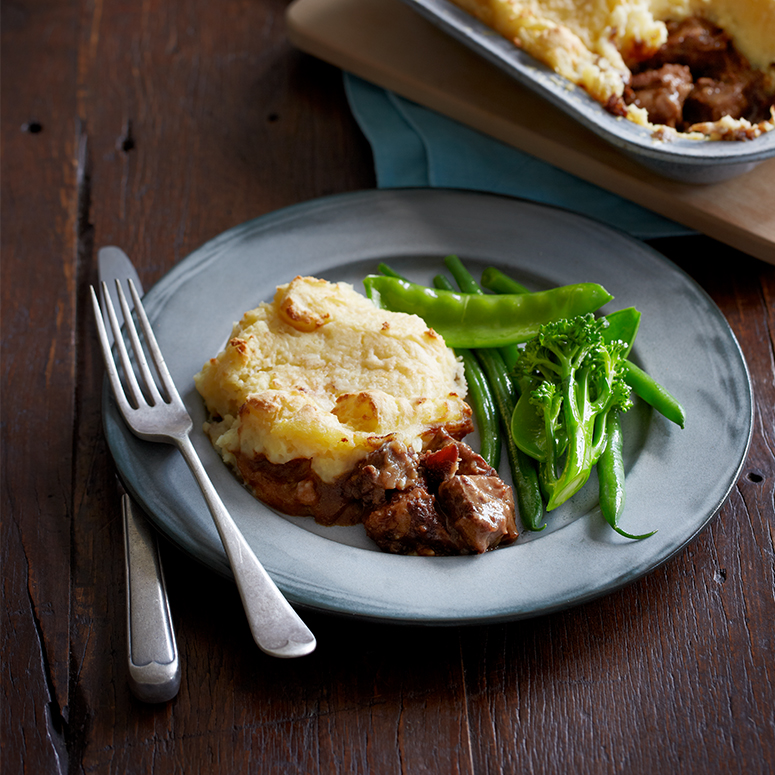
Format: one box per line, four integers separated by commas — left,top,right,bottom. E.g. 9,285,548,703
90,287,137,417
127,279,183,404
113,280,166,407
97,282,147,409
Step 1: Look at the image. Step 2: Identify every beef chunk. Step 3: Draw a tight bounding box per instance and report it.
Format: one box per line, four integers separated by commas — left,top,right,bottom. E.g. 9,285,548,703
437,475,518,554
344,440,420,508
683,77,749,124
643,18,731,74
423,430,495,477
352,430,518,555
363,486,458,556
625,64,694,127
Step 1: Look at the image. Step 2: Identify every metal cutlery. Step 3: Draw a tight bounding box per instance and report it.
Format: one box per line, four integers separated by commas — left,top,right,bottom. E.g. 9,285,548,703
91,277,317,659
99,247,181,703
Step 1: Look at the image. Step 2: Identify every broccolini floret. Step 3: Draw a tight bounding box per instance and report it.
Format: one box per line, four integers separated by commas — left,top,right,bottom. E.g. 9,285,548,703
513,314,632,511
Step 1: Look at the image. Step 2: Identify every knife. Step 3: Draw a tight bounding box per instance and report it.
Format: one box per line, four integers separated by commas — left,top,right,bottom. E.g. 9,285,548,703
99,246,181,703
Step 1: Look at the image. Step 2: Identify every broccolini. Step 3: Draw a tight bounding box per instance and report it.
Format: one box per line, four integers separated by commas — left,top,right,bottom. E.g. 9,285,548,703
512,313,633,511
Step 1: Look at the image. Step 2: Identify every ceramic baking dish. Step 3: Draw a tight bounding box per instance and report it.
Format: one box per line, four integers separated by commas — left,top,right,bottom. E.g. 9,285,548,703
399,0,775,183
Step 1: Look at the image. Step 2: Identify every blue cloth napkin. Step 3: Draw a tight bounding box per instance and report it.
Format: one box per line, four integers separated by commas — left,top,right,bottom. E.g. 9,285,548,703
344,73,693,240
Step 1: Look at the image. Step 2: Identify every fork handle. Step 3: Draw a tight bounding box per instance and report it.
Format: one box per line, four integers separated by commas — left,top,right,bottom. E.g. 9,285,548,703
175,435,316,658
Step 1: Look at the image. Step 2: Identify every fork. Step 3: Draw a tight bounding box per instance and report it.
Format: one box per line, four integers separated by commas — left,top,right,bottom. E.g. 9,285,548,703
91,279,316,658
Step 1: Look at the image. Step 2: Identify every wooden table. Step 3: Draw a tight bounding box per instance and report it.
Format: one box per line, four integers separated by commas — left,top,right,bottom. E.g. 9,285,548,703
2,1,774,772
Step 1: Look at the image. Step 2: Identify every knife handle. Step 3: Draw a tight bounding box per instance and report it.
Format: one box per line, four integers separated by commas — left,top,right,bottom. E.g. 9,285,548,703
122,494,181,703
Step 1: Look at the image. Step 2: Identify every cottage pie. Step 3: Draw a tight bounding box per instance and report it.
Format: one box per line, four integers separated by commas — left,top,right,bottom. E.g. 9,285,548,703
194,276,518,555
450,0,775,139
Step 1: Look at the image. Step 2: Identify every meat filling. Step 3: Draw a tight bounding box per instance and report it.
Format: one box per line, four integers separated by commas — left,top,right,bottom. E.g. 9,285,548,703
360,431,518,555
622,18,774,133
230,416,517,555
232,425,517,555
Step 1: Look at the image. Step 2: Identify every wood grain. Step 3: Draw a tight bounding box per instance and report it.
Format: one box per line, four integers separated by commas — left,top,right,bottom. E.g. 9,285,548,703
2,0,773,773
1,1,81,771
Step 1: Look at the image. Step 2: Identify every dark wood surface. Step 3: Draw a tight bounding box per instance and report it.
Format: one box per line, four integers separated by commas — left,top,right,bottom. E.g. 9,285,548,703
2,1,773,773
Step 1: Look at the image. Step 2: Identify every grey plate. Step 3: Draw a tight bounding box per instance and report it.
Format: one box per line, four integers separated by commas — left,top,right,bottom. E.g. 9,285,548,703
104,189,752,624
399,0,775,183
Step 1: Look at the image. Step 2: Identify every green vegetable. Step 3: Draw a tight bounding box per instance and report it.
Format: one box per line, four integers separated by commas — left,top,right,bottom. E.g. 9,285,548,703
443,255,522,370
456,348,501,469
443,254,481,295
363,275,613,349
436,260,545,531
482,269,685,427
476,347,545,531
623,360,686,429
374,264,501,467
377,262,405,279
598,411,656,539
432,272,502,467
429,272,501,468
512,313,633,511
481,267,530,295
601,307,640,357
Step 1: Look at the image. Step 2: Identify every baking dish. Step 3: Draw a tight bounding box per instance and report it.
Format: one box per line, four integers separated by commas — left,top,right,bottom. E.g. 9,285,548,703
399,0,775,183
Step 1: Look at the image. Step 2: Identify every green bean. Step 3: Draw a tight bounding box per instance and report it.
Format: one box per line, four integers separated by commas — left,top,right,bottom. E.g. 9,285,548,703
623,360,686,428
458,349,501,469
474,348,545,531
444,255,482,295
598,411,656,539
481,267,531,295
374,267,503,467
432,274,453,291
377,262,406,279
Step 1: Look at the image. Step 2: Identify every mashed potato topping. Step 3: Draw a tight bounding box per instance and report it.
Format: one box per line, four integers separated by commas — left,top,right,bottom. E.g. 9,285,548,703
450,0,775,138
194,276,470,485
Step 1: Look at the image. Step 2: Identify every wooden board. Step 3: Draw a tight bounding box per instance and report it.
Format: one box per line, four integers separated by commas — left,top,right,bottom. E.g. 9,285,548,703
287,0,775,264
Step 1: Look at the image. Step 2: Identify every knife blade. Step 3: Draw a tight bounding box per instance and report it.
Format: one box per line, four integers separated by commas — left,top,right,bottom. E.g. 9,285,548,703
98,245,181,703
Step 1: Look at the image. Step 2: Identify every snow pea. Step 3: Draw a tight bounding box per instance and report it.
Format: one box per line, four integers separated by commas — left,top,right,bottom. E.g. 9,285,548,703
442,255,522,369
377,262,404,279
601,307,641,357
623,361,686,428
600,306,684,428
510,380,553,463
363,275,613,349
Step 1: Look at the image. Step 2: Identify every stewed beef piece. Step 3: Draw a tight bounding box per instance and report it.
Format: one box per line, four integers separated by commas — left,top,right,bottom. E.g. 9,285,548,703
360,430,518,555
683,78,750,124
344,440,421,509
625,64,694,127
622,17,774,132
437,474,518,554
363,486,459,556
